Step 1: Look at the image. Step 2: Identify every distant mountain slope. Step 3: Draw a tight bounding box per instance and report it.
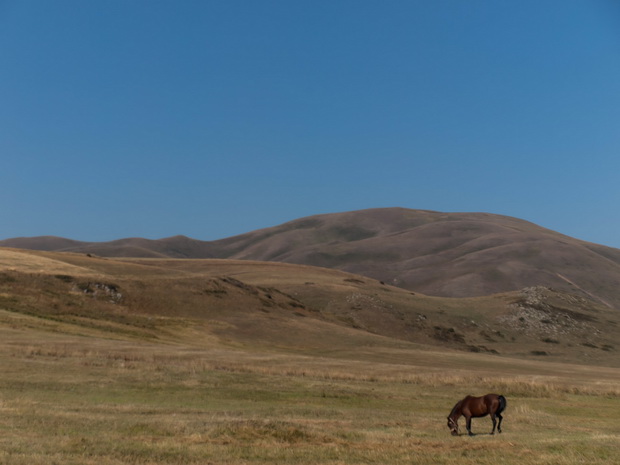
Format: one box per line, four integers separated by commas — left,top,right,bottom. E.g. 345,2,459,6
214,208,620,308
3,208,620,308
0,235,217,258
0,236,89,251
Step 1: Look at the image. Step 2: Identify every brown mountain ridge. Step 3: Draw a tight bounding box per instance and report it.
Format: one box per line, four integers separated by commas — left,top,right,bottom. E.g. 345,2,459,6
3,207,620,309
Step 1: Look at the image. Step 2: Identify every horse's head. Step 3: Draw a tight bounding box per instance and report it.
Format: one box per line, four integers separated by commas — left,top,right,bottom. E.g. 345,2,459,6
447,417,459,436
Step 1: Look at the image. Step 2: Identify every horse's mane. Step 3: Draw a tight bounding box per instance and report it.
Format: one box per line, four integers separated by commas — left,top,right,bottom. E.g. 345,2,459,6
448,399,465,419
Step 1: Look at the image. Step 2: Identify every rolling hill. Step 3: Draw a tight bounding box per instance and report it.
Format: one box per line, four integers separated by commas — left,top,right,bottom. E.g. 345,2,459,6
1,247,619,367
3,207,620,309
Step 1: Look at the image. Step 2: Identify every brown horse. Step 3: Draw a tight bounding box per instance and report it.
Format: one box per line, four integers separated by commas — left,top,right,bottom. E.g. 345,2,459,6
447,393,506,436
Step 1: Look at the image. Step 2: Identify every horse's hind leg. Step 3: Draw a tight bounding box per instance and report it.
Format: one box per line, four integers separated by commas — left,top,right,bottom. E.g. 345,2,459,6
497,413,503,433
490,413,497,435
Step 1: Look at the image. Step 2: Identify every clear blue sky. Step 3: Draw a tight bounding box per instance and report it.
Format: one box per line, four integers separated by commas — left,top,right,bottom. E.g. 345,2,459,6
2,0,619,247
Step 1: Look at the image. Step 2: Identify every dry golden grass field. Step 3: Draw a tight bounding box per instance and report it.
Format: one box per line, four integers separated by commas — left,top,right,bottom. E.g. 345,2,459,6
1,247,619,464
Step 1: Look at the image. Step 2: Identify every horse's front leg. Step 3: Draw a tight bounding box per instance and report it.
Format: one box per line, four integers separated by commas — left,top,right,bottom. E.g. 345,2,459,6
466,416,474,436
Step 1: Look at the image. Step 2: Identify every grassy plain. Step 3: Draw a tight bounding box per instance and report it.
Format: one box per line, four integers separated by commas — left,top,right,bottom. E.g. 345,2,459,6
1,322,620,465
1,248,620,464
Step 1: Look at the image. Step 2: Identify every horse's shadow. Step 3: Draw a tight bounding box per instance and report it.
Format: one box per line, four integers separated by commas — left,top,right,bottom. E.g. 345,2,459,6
456,432,497,437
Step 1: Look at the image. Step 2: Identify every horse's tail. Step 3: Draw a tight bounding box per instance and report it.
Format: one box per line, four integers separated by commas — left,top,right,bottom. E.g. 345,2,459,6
498,395,507,414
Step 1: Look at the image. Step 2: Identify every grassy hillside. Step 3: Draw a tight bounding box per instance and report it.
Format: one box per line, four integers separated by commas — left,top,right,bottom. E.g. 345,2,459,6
2,247,619,366
1,248,620,464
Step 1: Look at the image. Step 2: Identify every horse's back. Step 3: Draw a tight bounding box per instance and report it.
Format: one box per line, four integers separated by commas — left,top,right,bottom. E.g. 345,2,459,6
457,393,506,418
